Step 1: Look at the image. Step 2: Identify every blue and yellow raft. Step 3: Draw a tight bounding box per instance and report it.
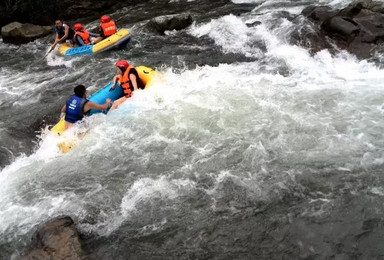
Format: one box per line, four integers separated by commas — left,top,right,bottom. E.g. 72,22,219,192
51,66,162,152
58,29,131,56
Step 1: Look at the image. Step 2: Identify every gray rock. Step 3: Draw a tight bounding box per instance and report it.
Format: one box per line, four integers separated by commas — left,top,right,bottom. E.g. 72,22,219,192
147,13,193,35
23,216,84,260
300,1,384,59
301,6,336,23
246,21,262,27
336,2,364,18
354,9,384,43
1,22,51,44
357,0,384,13
322,17,360,41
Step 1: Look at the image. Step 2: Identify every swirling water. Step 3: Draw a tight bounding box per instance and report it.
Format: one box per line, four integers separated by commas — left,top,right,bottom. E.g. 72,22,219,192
1,0,384,259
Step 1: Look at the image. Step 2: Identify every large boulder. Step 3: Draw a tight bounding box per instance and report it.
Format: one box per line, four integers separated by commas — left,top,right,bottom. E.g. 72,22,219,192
300,0,384,59
321,17,360,41
23,216,84,260
357,0,384,13
301,6,336,23
353,8,384,42
1,22,51,44
147,13,193,35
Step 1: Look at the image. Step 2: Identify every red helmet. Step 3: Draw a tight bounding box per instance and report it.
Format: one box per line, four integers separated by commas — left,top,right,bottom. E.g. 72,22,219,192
115,60,129,69
100,15,111,23
73,23,83,31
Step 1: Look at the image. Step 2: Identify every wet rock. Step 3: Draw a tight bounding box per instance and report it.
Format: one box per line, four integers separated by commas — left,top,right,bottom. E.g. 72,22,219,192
321,17,360,41
300,1,384,59
290,16,334,55
246,21,261,27
337,2,365,18
356,0,384,13
1,22,51,44
147,13,193,35
301,6,336,23
23,216,84,260
354,9,384,43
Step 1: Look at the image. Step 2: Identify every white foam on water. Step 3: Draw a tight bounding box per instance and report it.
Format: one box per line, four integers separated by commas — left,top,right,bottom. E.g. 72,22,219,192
0,193,82,241
370,187,384,196
1,51,384,242
77,175,197,236
120,177,190,217
46,49,80,68
232,0,265,4
0,67,60,108
318,0,351,9
189,14,263,58
232,0,351,10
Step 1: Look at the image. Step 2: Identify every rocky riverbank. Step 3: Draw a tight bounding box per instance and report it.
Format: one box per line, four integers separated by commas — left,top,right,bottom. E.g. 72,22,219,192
0,0,152,29
296,0,384,59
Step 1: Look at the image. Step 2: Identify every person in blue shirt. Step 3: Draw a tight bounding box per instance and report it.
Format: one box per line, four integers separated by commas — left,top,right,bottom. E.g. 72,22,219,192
60,85,110,130
48,19,75,53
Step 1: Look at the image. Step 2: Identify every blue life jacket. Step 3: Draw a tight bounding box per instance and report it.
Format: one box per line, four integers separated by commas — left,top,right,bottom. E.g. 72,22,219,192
55,24,75,39
65,95,89,123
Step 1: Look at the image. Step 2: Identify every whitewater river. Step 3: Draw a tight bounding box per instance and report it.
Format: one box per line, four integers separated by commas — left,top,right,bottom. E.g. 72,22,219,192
1,0,384,259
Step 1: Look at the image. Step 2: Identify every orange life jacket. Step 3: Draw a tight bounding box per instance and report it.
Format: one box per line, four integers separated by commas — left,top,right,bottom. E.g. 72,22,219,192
74,30,90,44
100,21,117,37
119,66,138,98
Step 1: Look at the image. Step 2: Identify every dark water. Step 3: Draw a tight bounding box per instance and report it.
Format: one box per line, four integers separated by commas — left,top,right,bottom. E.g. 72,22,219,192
1,0,384,259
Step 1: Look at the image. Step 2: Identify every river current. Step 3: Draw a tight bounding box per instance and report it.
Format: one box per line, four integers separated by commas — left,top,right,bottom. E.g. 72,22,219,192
1,0,384,259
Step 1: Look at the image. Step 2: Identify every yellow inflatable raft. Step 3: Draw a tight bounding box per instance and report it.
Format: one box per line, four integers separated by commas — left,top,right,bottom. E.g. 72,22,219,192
51,66,162,152
59,29,131,56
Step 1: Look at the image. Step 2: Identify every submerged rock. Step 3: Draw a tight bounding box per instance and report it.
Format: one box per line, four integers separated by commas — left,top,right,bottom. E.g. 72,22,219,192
246,21,261,27
1,22,51,44
147,13,193,35
299,0,384,59
23,216,84,260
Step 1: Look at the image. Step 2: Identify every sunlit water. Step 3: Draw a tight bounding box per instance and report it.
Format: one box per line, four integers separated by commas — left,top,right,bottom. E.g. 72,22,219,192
1,0,384,259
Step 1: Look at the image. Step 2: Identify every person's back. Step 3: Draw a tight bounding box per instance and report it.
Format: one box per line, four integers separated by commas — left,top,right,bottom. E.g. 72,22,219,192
92,15,117,44
65,94,88,124
61,85,110,129
99,15,117,38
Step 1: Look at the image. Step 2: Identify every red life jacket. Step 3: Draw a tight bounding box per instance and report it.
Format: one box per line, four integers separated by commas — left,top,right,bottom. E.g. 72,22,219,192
74,30,90,44
119,66,138,98
100,21,117,37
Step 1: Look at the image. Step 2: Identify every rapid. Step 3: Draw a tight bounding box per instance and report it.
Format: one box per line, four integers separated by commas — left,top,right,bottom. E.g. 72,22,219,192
1,0,384,259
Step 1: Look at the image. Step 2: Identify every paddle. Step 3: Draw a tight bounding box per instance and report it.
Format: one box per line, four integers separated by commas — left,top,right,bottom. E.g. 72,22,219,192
48,44,55,54
37,43,56,62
